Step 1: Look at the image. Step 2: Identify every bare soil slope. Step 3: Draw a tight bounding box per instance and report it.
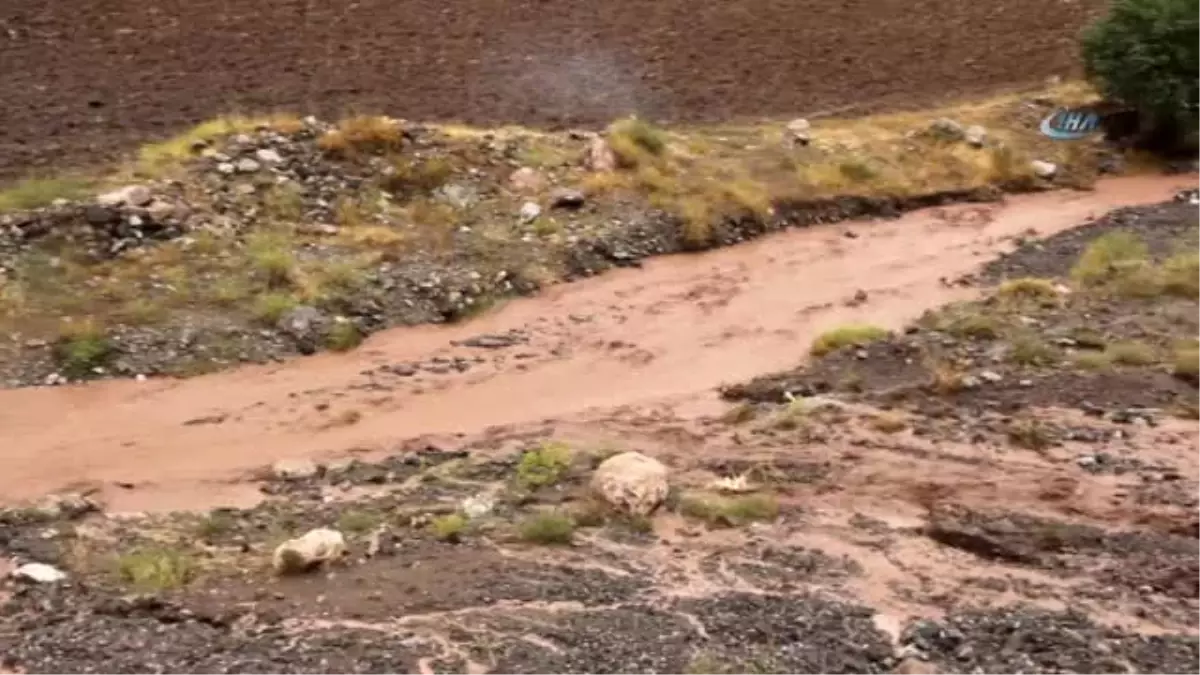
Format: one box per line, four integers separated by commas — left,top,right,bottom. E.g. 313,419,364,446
0,0,1104,180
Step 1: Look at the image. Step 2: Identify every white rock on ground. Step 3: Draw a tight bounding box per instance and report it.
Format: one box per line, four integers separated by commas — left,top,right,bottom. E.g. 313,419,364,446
272,527,346,575
12,562,68,583
461,494,495,519
964,125,987,148
590,451,670,517
272,458,320,481
96,184,153,208
519,201,542,222
1031,160,1058,179
588,136,617,172
786,118,812,145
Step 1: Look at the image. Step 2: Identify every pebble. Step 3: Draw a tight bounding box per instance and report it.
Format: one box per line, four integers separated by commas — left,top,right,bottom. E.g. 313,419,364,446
255,148,283,164
519,201,542,222
1030,160,1058,179
235,158,261,173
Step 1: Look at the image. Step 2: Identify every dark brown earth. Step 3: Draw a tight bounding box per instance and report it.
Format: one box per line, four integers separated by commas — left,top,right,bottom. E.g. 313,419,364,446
0,0,1106,182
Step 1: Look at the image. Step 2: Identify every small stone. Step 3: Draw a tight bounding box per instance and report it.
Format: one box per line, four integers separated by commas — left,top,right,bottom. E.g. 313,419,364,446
549,187,586,210
235,158,261,173
217,162,236,175
145,200,177,223
964,125,987,147
97,184,153,208
1030,160,1058,179
1077,455,1098,468
519,201,542,222
12,563,67,584
461,494,495,519
927,118,965,142
508,167,544,192
588,136,617,172
84,205,119,225
255,148,283,164
272,458,320,481
979,370,1003,383
786,118,812,145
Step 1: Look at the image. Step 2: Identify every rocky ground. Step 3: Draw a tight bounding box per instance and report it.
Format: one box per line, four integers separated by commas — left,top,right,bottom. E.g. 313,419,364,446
1,196,1196,673
0,0,1109,181
0,84,1140,388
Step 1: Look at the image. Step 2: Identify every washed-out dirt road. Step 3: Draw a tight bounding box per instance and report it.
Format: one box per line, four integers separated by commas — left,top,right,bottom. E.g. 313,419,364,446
0,174,1192,512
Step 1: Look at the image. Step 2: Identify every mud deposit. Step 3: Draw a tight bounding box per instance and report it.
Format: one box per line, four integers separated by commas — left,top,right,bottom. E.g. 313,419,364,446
0,0,1107,181
2,187,1199,673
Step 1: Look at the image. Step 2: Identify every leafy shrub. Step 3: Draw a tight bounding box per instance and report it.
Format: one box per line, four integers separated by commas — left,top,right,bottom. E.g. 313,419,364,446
1081,0,1199,153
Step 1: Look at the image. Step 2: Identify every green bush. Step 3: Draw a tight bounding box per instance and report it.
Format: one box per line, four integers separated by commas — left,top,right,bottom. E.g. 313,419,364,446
1081,0,1199,153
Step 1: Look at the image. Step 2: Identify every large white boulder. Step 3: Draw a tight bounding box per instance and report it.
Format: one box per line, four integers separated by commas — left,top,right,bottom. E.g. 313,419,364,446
272,527,346,575
590,451,669,517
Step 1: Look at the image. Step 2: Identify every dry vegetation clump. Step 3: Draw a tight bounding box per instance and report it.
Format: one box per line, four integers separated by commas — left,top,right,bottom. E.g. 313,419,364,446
810,324,889,356
317,115,405,157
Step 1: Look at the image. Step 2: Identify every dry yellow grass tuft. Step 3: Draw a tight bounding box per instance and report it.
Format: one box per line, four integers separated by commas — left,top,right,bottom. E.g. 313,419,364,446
318,115,405,157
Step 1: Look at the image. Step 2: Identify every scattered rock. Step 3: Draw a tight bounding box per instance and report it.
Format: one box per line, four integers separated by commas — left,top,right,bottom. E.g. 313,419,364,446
97,184,153,208
272,458,320,481
927,118,965,142
255,148,283,165
235,157,261,173
964,125,987,148
786,118,812,146
519,201,542,222
277,305,328,342
549,187,586,210
272,527,347,575
588,136,617,172
12,562,68,584
1030,160,1057,179
508,167,544,192
591,451,670,517
461,494,495,519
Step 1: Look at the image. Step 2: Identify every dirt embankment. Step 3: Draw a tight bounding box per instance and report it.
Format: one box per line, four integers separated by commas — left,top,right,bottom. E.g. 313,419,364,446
1,182,1197,673
0,0,1106,181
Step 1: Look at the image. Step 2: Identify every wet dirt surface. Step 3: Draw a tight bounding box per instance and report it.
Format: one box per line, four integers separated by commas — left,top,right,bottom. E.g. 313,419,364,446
2,179,1199,673
0,0,1106,182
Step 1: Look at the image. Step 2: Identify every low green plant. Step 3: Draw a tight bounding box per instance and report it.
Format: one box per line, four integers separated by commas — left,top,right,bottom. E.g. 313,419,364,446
516,441,573,488
518,510,575,545
116,547,198,591
810,324,889,356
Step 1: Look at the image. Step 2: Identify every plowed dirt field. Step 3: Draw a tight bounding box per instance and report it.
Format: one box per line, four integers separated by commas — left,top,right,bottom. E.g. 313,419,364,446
0,0,1104,180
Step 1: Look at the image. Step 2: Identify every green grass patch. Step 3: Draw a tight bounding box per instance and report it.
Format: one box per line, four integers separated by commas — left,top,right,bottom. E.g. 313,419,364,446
116,547,198,591
336,510,380,534
1070,230,1149,286
252,292,300,326
0,176,93,212
607,117,668,167
430,513,468,542
326,321,363,352
677,491,780,527
1007,333,1058,366
996,277,1060,304
53,320,114,379
1106,340,1158,366
1162,251,1199,298
517,510,575,545
810,324,889,356
1071,351,1114,370
516,441,573,489
1172,342,1199,382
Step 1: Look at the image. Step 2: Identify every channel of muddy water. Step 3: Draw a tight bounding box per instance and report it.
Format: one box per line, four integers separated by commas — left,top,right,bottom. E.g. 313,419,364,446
0,175,1193,511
